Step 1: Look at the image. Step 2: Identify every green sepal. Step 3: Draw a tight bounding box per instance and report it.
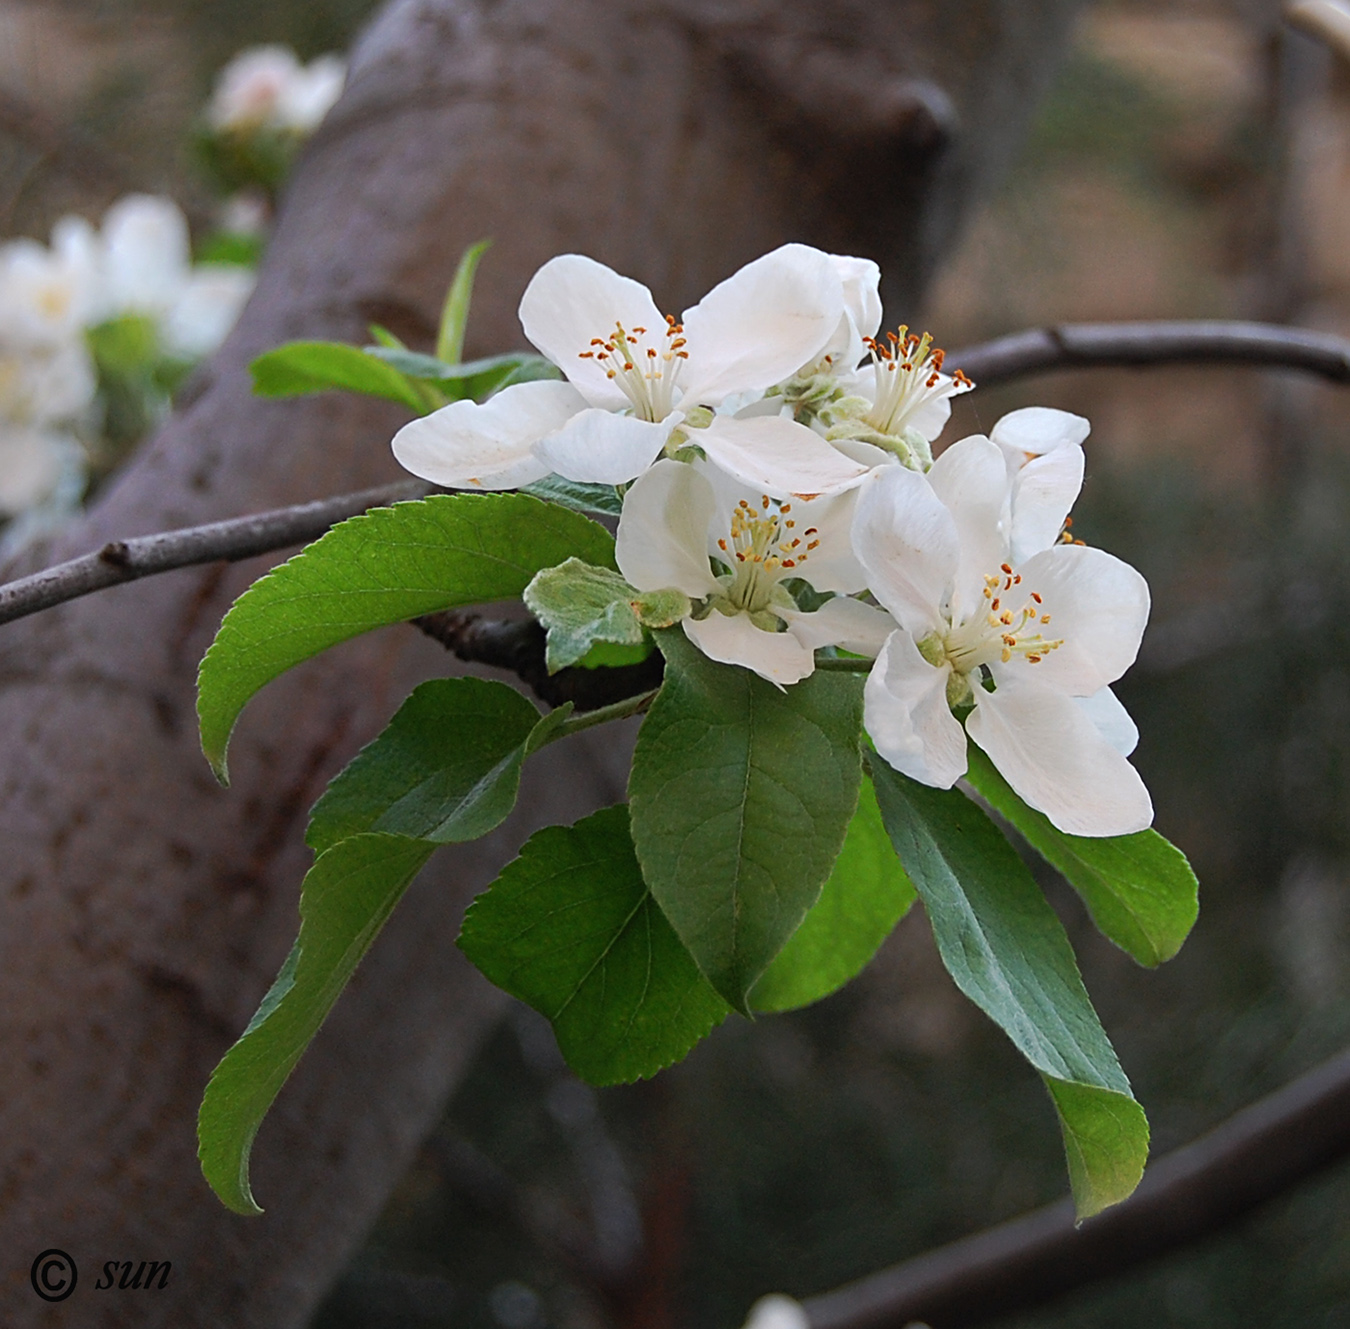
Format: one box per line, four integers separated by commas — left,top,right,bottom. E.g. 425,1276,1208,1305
869,757,1149,1219
307,677,571,854
628,629,865,1013
524,558,686,672
198,832,436,1215
964,745,1198,967
750,774,916,1013
197,493,615,784
459,805,728,1084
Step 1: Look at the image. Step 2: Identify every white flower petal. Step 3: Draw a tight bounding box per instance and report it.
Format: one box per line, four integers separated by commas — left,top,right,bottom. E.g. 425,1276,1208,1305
680,244,842,403
699,414,869,499
1076,686,1139,756
102,194,191,317
518,254,665,410
851,465,958,637
534,407,680,484
391,379,584,489
832,254,882,346
864,630,967,788
615,458,721,597
969,672,1152,835
784,596,894,656
684,612,816,686
927,435,1009,621
1016,544,1150,693
1009,444,1085,564
991,406,1090,457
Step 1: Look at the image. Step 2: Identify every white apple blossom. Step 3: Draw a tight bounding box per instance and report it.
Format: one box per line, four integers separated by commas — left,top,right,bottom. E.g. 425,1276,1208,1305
815,326,974,469
93,195,254,360
392,245,874,495
208,46,346,136
615,457,890,685
852,419,1153,836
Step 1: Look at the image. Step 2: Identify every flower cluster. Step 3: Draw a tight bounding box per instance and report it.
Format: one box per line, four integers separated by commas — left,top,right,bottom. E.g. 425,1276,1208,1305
0,195,254,523
392,246,1152,837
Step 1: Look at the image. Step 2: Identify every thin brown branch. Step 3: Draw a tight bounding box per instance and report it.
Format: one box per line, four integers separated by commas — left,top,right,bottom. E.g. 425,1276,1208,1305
2,319,1348,634
801,1044,1350,1329
952,320,1350,386
0,478,432,626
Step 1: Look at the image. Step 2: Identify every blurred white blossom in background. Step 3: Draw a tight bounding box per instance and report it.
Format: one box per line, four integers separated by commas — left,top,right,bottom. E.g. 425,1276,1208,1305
0,194,256,541
207,45,346,136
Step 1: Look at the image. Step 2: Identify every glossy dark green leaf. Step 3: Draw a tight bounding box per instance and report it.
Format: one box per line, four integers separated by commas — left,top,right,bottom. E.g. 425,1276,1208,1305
459,805,728,1084
307,677,571,855
198,493,615,782
628,629,865,1012
964,745,1198,967
750,775,917,1013
870,757,1149,1218
519,474,625,517
249,340,427,411
199,833,435,1214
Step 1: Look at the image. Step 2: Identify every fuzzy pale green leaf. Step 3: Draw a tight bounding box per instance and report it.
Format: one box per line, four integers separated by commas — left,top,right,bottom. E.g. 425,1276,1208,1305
524,558,684,672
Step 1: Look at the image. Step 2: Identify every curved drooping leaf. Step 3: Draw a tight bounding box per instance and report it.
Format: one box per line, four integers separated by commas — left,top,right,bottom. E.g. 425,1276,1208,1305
306,677,571,855
249,340,428,411
198,493,615,782
869,757,1149,1219
199,833,435,1215
459,805,729,1084
964,745,1198,967
750,775,917,1013
628,629,865,1012
362,347,560,401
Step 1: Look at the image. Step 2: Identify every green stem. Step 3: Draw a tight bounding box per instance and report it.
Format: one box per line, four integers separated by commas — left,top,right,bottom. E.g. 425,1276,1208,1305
546,689,659,743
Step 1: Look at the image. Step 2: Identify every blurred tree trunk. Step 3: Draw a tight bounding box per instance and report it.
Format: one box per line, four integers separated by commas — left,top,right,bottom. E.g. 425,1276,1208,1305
0,1,1079,1324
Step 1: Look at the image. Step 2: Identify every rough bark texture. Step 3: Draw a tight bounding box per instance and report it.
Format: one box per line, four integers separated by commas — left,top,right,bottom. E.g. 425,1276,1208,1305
0,1,1078,1324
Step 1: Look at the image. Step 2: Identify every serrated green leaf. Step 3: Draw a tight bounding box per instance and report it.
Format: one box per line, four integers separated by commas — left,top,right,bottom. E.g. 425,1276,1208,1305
436,238,491,365
964,745,1198,967
869,756,1149,1218
306,677,571,855
524,558,687,673
459,805,728,1084
519,474,624,517
198,832,435,1214
249,341,427,411
198,493,615,783
628,630,865,1012
750,775,916,1013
